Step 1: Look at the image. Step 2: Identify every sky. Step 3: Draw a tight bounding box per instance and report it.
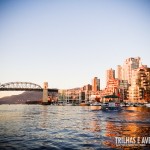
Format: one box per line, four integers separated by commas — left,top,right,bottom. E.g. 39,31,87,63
0,0,150,97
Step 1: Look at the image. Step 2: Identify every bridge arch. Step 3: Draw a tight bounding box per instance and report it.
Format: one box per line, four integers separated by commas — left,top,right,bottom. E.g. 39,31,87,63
0,82,42,90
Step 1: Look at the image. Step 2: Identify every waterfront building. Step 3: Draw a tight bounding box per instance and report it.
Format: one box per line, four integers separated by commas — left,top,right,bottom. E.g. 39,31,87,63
58,89,66,101
102,67,129,101
116,65,122,80
122,57,141,85
65,88,80,103
92,77,100,92
79,91,85,102
106,68,115,85
81,84,92,102
118,80,129,101
64,84,95,104
105,68,118,95
82,84,92,91
107,78,120,95
128,65,150,103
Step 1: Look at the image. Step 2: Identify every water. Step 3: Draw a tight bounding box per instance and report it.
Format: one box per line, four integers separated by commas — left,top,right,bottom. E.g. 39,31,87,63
0,105,150,150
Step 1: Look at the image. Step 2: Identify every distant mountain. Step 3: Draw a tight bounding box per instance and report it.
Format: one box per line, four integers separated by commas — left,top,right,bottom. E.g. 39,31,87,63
0,91,42,104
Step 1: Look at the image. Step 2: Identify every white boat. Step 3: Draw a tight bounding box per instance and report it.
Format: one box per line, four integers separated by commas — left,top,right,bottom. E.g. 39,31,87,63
145,103,150,107
133,103,145,107
90,102,101,106
101,95,122,111
120,103,130,107
120,103,125,107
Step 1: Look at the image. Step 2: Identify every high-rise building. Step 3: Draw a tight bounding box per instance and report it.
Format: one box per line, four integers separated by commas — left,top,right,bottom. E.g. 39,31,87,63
106,68,115,85
122,57,141,84
128,65,150,103
85,84,92,91
117,65,122,80
82,84,92,91
92,77,100,92
118,80,128,101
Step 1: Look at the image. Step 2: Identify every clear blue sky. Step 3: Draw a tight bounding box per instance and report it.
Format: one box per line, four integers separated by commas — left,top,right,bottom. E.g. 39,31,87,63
0,0,150,95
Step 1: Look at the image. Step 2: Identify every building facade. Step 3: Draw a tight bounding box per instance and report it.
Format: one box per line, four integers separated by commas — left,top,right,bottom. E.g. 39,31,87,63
118,80,128,101
92,77,100,92
116,65,122,80
128,66,150,103
122,57,141,85
106,68,115,85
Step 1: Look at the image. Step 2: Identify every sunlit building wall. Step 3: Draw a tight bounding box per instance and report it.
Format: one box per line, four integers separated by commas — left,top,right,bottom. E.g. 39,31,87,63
106,68,115,85
82,84,92,91
92,77,100,92
118,80,128,101
122,57,141,85
116,65,122,80
128,66,150,103
106,78,120,95
58,89,66,101
86,84,92,91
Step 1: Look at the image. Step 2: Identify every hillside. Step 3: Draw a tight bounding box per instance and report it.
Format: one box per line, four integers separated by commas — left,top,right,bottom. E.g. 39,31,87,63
0,91,42,104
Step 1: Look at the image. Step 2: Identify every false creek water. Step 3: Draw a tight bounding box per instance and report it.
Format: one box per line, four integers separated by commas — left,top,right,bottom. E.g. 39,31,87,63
0,105,150,150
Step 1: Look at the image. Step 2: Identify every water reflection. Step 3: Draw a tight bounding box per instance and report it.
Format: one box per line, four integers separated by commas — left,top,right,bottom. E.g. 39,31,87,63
90,106,101,111
40,106,48,129
0,105,149,149
101,107,150,148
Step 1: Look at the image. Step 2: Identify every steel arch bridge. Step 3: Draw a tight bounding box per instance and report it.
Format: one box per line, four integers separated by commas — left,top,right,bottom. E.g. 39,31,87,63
0,82,42,91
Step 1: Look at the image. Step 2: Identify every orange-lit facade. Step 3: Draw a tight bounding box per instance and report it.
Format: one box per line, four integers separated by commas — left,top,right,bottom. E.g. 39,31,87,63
92,77,100,92
106,68,115,85
57,57,149,104
128,66,150,103
122,57,141,85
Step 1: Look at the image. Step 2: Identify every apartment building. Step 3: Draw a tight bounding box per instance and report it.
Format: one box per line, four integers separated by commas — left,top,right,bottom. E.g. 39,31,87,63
106,68,115,85
116,65,122,80
122,57,141,84
128,66,150,103
92,77,100,92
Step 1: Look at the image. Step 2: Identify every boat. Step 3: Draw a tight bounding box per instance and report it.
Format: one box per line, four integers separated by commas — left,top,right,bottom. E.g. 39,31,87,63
101,95,122,111
79,100,90,106
120,103,126,107
145,103,150,107
80,102,88,106
133,103,145,107
120,103,130,107
90,101,101,106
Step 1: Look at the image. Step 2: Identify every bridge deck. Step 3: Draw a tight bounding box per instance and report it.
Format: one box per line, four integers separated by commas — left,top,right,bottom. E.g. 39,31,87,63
0,88,58,92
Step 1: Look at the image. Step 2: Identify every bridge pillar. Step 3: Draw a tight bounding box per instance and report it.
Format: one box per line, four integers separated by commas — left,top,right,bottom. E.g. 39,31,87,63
42,82,48,105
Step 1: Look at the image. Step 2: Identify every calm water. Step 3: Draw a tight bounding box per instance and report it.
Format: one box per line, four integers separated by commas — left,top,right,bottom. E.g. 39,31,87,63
0,105,150,150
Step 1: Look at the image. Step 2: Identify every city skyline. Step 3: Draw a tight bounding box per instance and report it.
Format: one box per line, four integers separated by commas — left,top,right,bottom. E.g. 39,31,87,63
0,0,150,97
0,56,149,98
